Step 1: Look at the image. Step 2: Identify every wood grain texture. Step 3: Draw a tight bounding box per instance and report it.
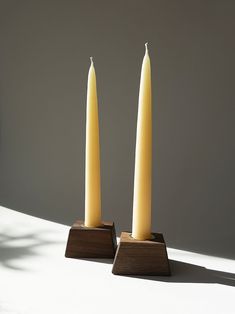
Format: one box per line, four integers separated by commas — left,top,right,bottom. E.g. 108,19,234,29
112,232,171,275
65,220,117,259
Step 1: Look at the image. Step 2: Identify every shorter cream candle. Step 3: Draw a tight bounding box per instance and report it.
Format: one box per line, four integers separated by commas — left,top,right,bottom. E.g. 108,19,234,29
84,57,102,227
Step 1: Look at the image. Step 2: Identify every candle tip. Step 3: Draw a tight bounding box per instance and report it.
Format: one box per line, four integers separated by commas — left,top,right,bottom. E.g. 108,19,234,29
90,56,93,64
145,42,148,53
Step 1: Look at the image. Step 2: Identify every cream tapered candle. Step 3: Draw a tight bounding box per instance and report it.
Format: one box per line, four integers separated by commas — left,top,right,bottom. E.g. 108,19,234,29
132,43,152,240
84,57,102,227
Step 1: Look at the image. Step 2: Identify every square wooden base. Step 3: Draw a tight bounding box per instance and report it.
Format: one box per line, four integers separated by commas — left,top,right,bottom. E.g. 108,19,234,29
65,220,117,259
112,232,171,276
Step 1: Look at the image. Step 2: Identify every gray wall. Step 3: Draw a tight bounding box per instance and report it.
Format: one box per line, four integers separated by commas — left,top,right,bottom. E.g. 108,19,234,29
0,0,234,259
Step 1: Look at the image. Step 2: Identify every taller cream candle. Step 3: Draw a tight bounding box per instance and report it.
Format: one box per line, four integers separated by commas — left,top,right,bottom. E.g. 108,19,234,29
84,57,102,227
132,43,152,240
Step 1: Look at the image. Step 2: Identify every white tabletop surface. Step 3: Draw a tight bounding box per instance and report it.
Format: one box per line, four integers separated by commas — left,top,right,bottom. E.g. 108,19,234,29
0,206,234,314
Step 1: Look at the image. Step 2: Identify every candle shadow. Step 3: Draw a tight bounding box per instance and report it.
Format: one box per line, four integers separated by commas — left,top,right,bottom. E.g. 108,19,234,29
79,258,113,265
122,260,235,287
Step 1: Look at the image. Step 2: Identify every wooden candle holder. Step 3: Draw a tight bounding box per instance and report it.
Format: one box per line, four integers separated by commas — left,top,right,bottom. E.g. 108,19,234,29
65,220,117,259
112,231,171,276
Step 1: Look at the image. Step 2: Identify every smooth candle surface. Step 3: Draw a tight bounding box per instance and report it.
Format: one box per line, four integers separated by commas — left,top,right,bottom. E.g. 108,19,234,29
132,44,152,240
84,58,102,227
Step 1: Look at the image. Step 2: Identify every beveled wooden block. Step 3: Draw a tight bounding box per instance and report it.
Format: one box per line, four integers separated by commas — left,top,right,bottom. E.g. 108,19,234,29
112,231,171,276
65,220,117,259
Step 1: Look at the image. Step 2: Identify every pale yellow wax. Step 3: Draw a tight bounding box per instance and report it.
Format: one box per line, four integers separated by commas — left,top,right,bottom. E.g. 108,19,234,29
132,43,152,240
84,57,102,227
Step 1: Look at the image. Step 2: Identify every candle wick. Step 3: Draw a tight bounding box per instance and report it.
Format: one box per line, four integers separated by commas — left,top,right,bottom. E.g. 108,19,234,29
90,56,93,64
145,42,148,53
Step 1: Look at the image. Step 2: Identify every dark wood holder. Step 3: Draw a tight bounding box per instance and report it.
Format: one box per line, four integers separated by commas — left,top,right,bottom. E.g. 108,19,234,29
112,231,171,276
65,220,117,259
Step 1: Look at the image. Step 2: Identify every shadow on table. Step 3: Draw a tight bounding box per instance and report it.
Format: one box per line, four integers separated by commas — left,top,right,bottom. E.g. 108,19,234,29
126,260,235,287
0,230,64,271
79,258,113,264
